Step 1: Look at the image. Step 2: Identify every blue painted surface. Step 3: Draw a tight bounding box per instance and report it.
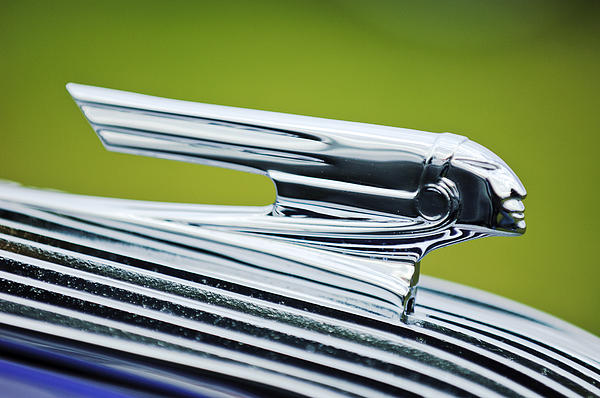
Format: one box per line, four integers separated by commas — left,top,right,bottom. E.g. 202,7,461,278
0,358,135,398
0,332,246,398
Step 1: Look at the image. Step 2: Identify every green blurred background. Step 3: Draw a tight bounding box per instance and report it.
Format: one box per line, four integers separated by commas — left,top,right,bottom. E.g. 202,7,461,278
1,1,598,334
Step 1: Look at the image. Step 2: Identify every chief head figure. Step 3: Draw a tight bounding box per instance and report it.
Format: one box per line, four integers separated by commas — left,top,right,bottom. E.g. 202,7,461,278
448,139,526,235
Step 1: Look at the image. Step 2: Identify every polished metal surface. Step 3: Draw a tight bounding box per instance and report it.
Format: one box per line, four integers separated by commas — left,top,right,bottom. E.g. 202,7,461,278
0,195,596,397
63,83,527,314
0,87,597,396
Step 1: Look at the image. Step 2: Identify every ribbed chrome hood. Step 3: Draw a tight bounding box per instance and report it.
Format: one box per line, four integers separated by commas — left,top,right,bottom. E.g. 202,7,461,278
0,186,597,398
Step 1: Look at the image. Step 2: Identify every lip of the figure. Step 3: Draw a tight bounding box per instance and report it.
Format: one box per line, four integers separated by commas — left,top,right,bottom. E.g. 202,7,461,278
496,196,526,234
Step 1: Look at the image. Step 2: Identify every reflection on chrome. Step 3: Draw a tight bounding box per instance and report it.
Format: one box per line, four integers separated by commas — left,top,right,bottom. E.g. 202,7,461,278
0,84,526,318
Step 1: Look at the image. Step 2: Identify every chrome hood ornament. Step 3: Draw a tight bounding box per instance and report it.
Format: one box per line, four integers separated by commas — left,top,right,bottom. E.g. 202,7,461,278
66,83,526,316
3,83,527,319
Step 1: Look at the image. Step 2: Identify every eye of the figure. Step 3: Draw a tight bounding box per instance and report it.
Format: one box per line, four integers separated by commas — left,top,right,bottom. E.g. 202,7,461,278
454,158,499,171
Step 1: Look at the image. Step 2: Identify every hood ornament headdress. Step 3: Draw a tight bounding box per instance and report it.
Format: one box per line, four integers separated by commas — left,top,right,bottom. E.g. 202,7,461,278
4,84,527,320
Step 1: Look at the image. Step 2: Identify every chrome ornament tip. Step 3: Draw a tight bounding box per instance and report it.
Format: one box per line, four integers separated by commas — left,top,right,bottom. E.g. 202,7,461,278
450,139,526,235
